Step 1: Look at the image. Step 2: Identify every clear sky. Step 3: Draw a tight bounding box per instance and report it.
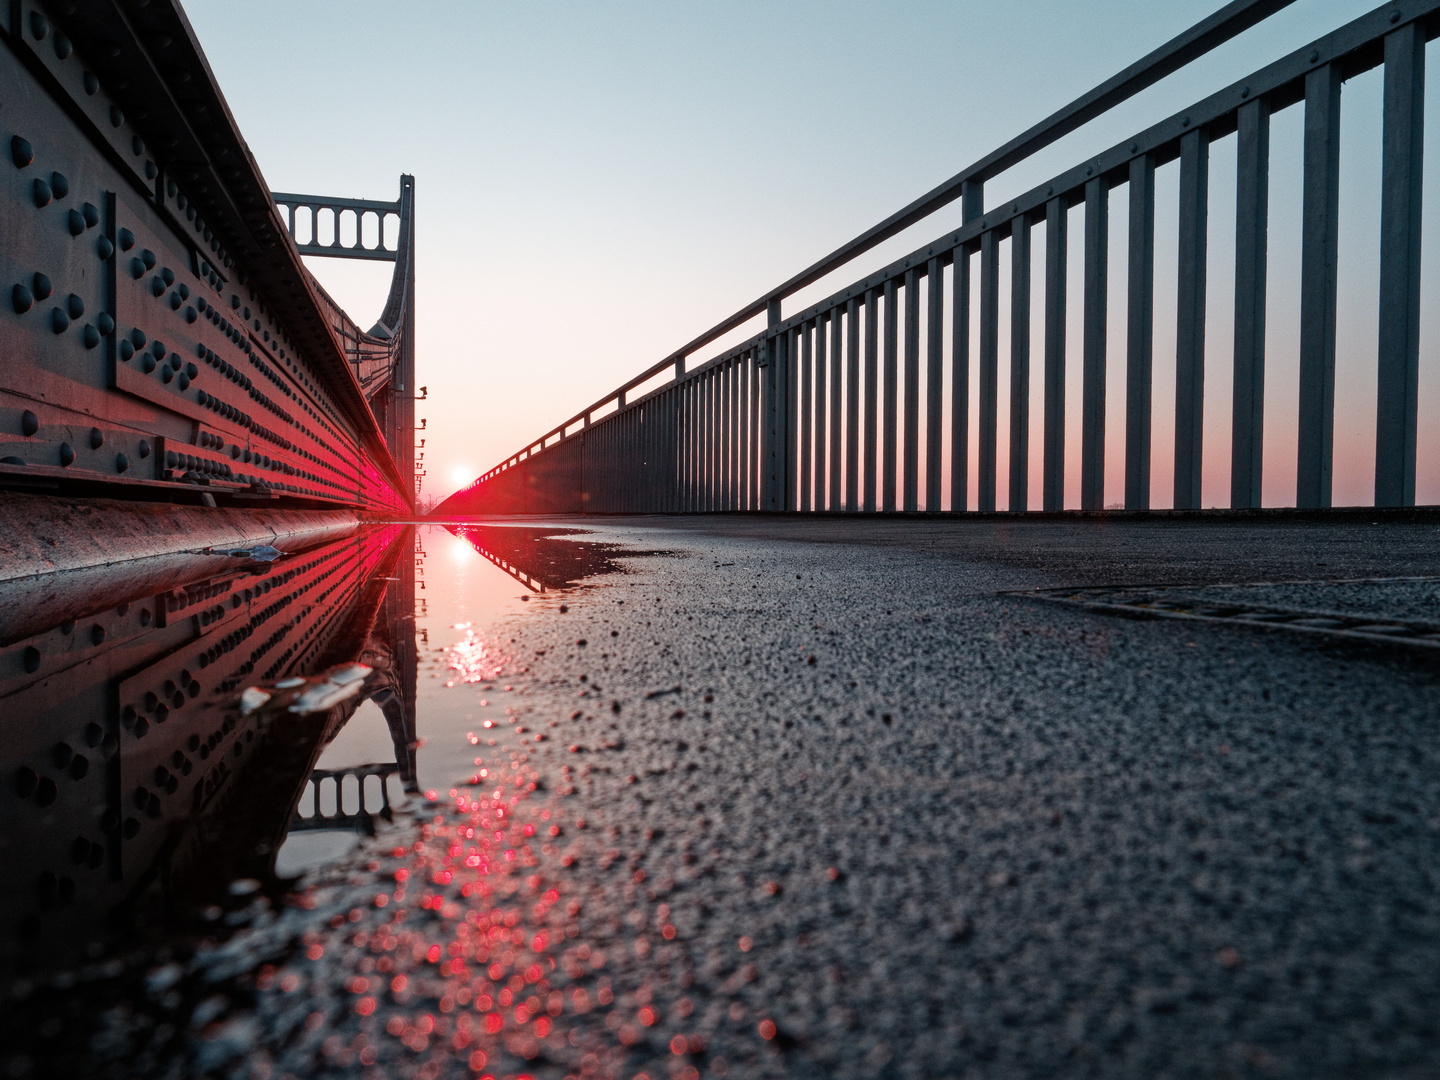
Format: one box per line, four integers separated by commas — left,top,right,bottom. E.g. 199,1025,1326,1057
184,0,1438,508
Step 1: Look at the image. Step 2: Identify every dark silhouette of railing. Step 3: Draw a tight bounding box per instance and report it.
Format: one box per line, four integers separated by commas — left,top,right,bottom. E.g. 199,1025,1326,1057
291,764,401,835
439,0,1436,517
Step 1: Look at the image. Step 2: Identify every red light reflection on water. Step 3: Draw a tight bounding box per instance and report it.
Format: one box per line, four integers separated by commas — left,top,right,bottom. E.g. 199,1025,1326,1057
446,626,507,685
266,746,721,1080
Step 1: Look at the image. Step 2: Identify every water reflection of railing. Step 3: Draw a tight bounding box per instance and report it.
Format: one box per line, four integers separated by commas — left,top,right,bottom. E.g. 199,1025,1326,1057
448,524,629,592
291,764,401,835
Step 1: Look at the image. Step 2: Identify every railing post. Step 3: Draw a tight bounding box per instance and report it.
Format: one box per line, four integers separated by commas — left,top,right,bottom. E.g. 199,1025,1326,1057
845,297,861,512
1297,62,1341,509
953,240,972,513
978,229,1000,512
1081,175,1109,511
1231,97,1270,509
1126,154,1156,510
926,256,945,512
800,324,813,512
903,269,921,512
814,315,828,510
1375,22,1425,507
863,288,880,512
1174,127,1210,510
1009,217,1032,512
882,278,899,512
1043,197,1067,511
829,312,844,511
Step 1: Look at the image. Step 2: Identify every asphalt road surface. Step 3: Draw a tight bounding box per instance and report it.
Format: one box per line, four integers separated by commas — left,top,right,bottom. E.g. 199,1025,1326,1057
28,512,1440,1080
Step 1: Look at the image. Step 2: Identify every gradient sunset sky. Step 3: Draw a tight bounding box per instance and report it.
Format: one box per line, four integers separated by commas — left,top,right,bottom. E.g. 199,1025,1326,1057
185,0,1440,508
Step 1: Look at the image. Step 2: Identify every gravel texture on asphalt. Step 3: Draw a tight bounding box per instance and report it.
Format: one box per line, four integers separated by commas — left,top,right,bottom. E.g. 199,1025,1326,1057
21,514,1440,1080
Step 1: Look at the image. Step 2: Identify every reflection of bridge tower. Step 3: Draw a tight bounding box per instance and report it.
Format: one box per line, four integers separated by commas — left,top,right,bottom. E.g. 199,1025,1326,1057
272,178,418,507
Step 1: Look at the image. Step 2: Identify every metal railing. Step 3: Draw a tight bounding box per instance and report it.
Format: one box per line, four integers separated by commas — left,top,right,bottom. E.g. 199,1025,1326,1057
291,763,401,835
439,0,1436,516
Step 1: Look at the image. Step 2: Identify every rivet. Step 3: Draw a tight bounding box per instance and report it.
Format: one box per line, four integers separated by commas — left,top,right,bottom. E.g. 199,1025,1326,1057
130,258,145,279
115,453,129,473
50,172,69,198
138,439,151,459
33,179,52,207
185,306,197,323
119,340,134,361
66,294,83,320
28,11,48,40
1390,9,1401,22
131,328,146,347
97,313,114,336
1309,49,1320,63
1130,142,1138,153
1240,86,1250,98
68,209,85,235
12,285,33,314
53,32,71,59
96,236,114,260
153,340,166,360
150,276,165,297
144,161,157,180
131,135,144,156
1181,116,1190,127
90,428,104,450
21,411,39,436
83,324,99,349
1085,166,1092,175
109,105,124,128
118,228,134,250
11,136,34,168
1047,186,1053,196
59,442,75,467
83,71,99,95
82,203,98,227
141,249,155,269
161,267,174,286
165,179,177,198
52,308,69,333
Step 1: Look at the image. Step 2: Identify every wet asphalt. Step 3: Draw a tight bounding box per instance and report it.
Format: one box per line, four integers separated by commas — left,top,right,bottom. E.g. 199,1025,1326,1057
38,513,1440,1079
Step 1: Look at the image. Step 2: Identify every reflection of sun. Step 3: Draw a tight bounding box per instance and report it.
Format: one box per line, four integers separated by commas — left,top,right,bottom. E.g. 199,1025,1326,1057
450,535,475,564
450,464,472,488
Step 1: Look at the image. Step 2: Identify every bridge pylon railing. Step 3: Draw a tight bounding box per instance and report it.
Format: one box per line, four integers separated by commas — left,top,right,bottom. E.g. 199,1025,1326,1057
438,0,1439,518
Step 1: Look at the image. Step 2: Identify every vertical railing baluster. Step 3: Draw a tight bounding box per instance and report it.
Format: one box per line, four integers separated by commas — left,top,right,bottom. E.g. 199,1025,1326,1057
750,349,761,508
723,361,734,510
1174,128,1210,510
801,324,813,511
1010,216,1032,512
814,317,827,509
1376,22,1425,507
1232,98,1270,509
1081,176,1109,511
926,256,944,512
846,298,861,512
882,278,899,512
978,229,1000,512
1126,154,1157,510
1297,62,1341,509
903,268,921,512
713,367,722,511
737,355,748,510
952,241,971,512
863,288,879,512
786,328,799,510
830,310,843,511
1043,197,1067,511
